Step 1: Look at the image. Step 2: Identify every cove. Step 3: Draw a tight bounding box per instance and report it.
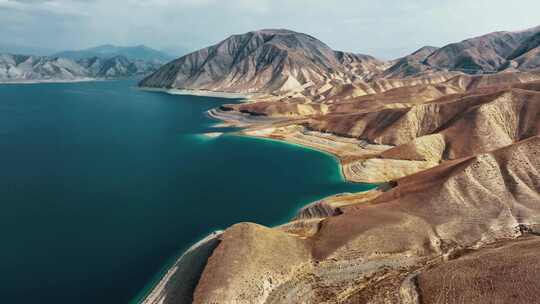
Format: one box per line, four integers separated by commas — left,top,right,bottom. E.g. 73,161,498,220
0,79,375,304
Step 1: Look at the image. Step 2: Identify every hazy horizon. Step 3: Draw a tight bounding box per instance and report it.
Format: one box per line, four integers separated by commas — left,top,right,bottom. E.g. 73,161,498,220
1,0,539,59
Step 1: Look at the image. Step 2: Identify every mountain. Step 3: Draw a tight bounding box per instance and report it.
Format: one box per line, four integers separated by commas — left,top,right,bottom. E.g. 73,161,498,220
382,26,540,77
506,31,540,71
424,25,540,73
77,56,162,78
0,54,89,82
0,53,162,82
141,26,540,96
139,29,385,93
53,44,173,63
382,45,440,78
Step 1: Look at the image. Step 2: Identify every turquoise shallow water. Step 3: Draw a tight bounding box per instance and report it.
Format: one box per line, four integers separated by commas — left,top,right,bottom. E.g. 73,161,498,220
0,79,375,303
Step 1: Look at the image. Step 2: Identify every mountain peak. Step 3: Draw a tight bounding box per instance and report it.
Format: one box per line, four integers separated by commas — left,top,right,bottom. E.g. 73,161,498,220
251,28,298,34
139,29,382,93
411,46,439,56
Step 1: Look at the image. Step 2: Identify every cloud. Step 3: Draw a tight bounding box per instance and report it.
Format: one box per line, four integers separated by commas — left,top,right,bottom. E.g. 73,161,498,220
0,0,539,58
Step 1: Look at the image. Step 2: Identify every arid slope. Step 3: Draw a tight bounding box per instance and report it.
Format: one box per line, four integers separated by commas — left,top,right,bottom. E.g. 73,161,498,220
193,136,540,303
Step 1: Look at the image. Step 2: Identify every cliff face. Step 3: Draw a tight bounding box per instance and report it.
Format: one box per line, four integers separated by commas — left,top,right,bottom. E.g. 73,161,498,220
139,29,384,93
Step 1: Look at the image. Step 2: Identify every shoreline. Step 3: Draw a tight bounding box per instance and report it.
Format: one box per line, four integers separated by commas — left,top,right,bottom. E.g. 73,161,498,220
138,86,254,99
207,108,399,184
136,94,381,304
235,131,351,183
205,108,352,182
207,108,440,185
136,129,380,303
135,231,223,304
0,77,100,85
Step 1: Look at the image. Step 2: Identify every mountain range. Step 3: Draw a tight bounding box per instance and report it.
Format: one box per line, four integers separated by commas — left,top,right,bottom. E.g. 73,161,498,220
140,26,540,94
53,44,174,63
0,44,175,83
138,26,540,304
0,53,162,82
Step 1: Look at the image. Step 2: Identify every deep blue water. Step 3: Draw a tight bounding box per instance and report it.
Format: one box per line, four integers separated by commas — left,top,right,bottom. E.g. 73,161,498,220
0,79,374,304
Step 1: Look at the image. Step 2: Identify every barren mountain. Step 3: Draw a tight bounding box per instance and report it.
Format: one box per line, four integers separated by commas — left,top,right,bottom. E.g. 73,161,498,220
505,31,540,71
382,46,439,78
0,54,89,82
0,53,162,82
77,56,161,78
425,25,540,73
139,29,384,93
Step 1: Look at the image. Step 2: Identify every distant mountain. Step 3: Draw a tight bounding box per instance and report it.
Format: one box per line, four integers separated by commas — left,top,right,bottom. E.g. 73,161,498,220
0,54,89,82
424,25,540,74
77,56,162,78
139,29,385,93
54,45,174,63
505,31,540,71
0,43,56,56
0,53,162,83
383,46,440,78
382,26,540,77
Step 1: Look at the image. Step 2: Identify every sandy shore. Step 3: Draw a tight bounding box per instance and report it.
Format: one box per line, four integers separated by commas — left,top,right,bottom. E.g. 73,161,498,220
139,86,254,99
206,108,283,127
201,132,223,138
206,108,440,184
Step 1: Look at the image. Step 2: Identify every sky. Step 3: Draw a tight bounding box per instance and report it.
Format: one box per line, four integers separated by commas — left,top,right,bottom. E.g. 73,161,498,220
1,0,539,59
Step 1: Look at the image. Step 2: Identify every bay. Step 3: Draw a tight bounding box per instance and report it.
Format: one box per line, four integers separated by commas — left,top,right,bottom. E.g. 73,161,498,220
0,79,375,303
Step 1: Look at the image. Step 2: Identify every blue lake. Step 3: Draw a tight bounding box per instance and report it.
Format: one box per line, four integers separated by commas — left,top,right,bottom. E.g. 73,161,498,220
0,79,375,303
